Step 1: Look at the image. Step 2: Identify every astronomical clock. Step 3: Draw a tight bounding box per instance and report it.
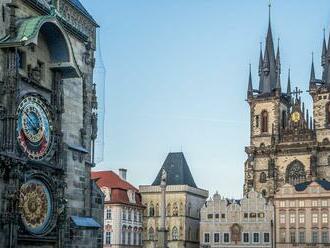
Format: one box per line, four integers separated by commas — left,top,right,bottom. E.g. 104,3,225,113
0,0,102,247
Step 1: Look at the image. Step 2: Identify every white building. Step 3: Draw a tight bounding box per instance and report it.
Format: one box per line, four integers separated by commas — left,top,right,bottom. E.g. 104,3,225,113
200,190,274,247
92,169,145,248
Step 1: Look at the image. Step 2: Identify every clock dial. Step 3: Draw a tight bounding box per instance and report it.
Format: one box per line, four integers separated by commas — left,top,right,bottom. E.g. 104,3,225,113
291,111,301,123
17,96,53,160
19,179,53,235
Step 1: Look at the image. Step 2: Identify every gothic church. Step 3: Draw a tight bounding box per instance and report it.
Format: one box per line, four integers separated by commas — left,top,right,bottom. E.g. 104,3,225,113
244,8,330,198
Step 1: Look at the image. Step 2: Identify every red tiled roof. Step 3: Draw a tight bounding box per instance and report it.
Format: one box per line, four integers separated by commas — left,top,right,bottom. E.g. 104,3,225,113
92,171,138,191
91,171,143,207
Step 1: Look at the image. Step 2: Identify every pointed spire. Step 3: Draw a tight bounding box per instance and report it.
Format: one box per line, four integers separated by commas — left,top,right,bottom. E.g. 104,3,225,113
322,29,327,66
310,52,315,82
275,66,281,91
287,68,291,97
276,38,281,73
258,42,263,76
247,64,253,98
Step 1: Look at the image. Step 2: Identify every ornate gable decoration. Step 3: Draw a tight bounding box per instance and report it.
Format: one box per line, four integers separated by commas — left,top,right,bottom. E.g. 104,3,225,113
280,91,315,143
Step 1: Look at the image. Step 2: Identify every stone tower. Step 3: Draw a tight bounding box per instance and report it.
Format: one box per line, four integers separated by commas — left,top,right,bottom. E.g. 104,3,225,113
0,0,103,247
244,6,324,198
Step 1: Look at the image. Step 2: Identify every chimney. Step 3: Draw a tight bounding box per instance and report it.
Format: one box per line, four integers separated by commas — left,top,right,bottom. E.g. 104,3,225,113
119,168,127,181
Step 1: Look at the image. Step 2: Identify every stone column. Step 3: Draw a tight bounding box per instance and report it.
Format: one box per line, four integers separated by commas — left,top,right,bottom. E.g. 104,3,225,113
157,169,168,248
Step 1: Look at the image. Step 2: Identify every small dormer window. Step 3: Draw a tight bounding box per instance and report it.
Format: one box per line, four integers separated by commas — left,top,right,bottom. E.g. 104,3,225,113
17,50,26,70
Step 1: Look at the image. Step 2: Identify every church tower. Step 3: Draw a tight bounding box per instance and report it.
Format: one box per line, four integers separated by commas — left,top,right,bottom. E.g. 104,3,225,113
244,6,317,198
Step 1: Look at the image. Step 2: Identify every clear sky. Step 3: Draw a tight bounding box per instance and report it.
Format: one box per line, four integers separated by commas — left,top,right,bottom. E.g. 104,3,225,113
81,0,330,198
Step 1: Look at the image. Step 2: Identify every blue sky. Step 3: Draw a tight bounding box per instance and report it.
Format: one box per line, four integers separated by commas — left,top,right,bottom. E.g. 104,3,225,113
81,0,330,198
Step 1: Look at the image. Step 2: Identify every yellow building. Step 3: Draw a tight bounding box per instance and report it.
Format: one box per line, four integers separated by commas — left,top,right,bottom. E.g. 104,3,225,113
139,152,208,248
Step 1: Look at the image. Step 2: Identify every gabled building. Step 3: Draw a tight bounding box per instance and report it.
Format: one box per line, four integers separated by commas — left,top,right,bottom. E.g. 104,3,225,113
92,169,145,248
200,190,274,248
140,152,208,248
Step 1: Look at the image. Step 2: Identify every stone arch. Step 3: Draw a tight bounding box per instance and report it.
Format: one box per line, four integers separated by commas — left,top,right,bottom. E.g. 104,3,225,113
172,202,178,216
172,226,178,240
285,160,306,185
148,227,154,240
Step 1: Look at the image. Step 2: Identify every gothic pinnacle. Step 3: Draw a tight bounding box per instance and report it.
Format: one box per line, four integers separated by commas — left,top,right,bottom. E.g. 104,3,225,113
310,52,315,83
248,64,253,98
322,29,327,66
287,69,291,98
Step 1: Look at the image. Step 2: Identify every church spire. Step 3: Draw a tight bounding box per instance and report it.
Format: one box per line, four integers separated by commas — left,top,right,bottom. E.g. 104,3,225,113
276,38,281,73
322,29,327,67
310,53,316,83
287,68,291,98
258,42,263,76
247,64,253,98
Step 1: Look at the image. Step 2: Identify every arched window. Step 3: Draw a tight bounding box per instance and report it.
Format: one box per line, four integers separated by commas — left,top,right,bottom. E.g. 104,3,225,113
286,160,306,185
122,226,127,244
261,110,268,133
260,172,267,183
148,227,155,240
188,227,192,240
173,203,178,216
155,203,159,216
326,102,330,126
172,226,178,240
262,189,267,197
281,110,287,129
167,203,171,216
149,203,155,217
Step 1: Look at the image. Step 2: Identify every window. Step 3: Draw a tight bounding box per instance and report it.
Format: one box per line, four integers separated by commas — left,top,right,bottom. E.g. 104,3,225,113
148,227,155,240
215,213,219,219
167,203,171,216
155,203,159,216
128,231,131,245
285,160,306,185
172,227,178,240
139,233,142,245
312,200,318,207
122,229,126,244
260,172,267,183
139,211,142,222
322,213,328,224
253,233,259,243
149,203,155,217
280,230,286,243
258,212,265,218
133,232,137,245
173,203,178,216
280,214,286,224
207,214,213,219
256,115,259,128
204,233,210,243
289,201,295,207
322,200,328,207
299,231,305,243
244,213,248,218
264,233,270,243
282,110,287,129
312,213,318,224
312,231,318,243
214,233,220,243
322,231,329,243
290,214,296,224
243,233,249,243
128,210,132,221
290,231,296,243
326,102,330,125
37,60,45,81
280,201,286,207
134,211,137,222
123,210,126,220
299,213,305,224
261,110,268,132
105,232,111,244
17,50,26,70
106,208,112,220
221,213,226,218
299,200,305,207
224,233,230,243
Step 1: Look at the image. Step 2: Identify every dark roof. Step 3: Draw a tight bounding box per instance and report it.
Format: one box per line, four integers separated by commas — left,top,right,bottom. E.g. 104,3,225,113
152,152,197,188
71,216,101,228
68,0,97,24
295,179,330,192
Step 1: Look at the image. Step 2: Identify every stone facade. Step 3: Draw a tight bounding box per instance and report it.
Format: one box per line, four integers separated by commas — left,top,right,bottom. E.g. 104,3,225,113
0,0,103,247
200,190,274,248
139,152,209,248
274,180,330,247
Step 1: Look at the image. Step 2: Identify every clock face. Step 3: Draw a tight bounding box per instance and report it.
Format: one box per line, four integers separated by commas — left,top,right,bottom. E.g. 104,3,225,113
17,96,53,160
19,179,53,235
291,111,301,123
